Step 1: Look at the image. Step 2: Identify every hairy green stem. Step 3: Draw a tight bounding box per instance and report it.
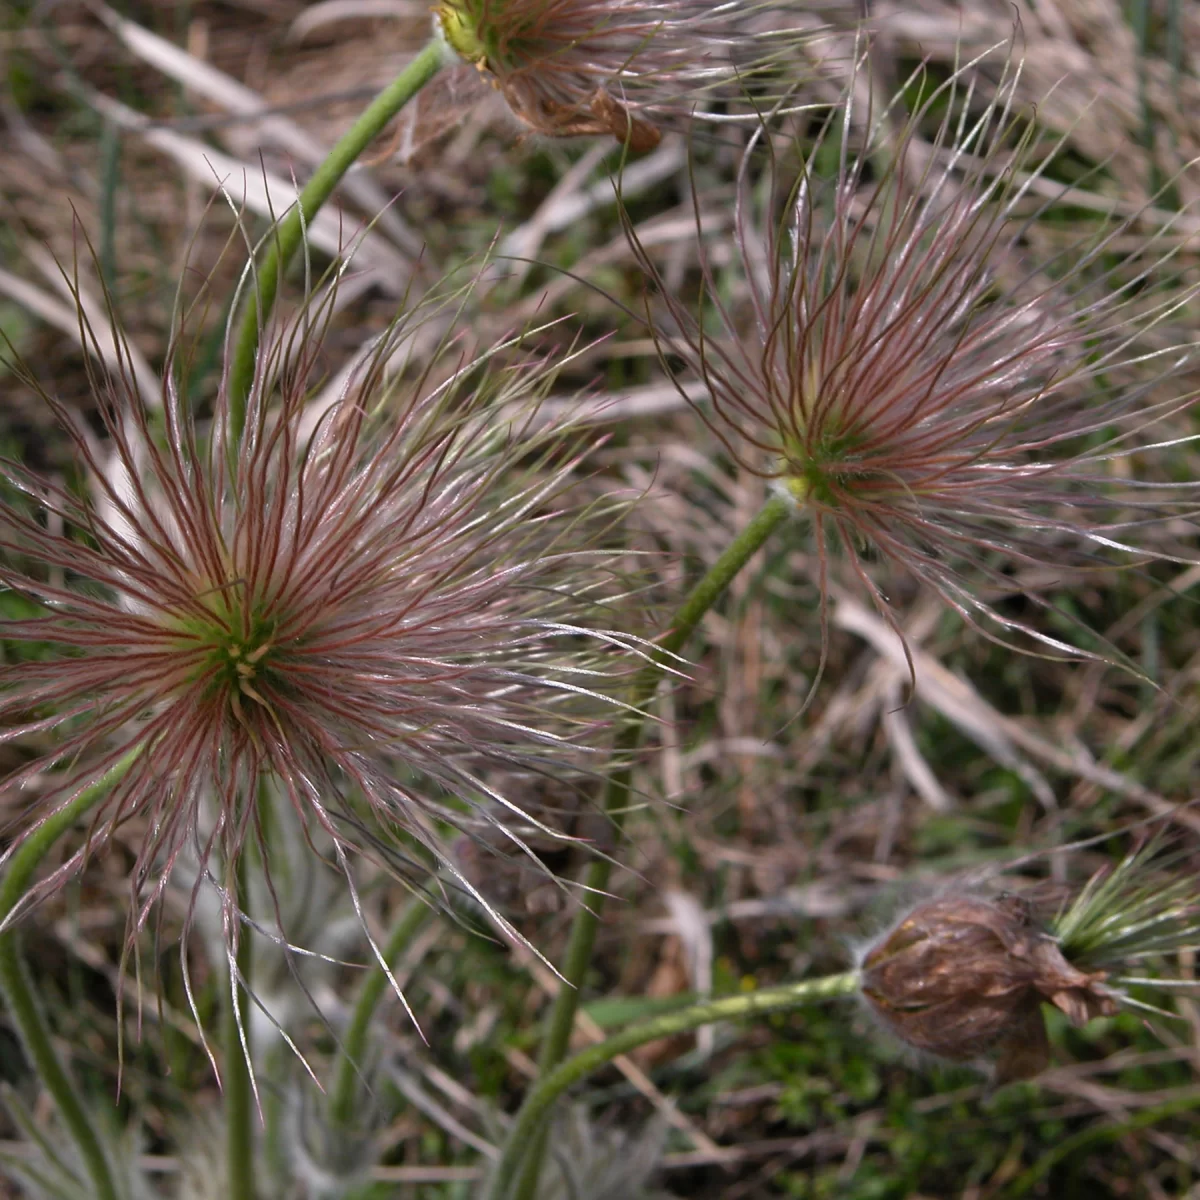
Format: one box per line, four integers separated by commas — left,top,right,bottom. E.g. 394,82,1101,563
0,948,119,1200
330,898,434,1126
491,971,859,1200
0,759,135,1200
513,493,791,1199
226,38,445,439
225,854,256,1200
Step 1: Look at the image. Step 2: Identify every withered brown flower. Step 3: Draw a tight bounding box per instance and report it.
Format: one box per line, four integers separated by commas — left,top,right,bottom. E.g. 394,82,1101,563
860,895,1116,1082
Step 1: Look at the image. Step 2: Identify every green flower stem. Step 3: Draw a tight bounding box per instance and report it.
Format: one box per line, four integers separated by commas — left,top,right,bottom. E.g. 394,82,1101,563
226,855,255,1200
490,971,860,1200
0,759,136,1200
330,898,434,1126
226,37,445,440
513,492,792,1200
0,948,121,1200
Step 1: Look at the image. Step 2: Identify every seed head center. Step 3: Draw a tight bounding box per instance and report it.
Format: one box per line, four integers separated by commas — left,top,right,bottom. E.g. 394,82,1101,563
779,409,882,510
228,640,270,682
207,626,279,715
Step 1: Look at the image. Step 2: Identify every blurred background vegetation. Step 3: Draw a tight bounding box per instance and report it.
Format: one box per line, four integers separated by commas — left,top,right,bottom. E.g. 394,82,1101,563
2,1,1200,1197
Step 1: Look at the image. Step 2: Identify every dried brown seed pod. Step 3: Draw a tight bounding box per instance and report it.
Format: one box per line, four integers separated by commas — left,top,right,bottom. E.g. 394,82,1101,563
860,894,1116,1080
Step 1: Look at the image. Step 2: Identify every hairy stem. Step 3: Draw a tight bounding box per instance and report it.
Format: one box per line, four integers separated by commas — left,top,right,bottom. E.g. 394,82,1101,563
491,971,860,1200
226,855,255,1200
330,898,434,1126
0,945,121,1200
226,38,445,438
513,493,791,1199
0,759,135,1200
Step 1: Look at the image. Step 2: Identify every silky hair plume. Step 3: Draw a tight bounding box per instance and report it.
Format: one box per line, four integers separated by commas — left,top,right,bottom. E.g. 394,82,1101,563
625,41,1200,676
0,222,646,1059
435,0,827,148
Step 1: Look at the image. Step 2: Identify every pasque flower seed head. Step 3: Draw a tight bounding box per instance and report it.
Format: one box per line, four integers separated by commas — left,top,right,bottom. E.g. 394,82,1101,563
0,239,640,1005
436,0,826,148
630,45,1200,662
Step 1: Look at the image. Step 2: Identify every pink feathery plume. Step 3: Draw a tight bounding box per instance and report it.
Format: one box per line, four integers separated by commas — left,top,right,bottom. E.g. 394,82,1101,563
0,230,642,1049
437,0,828,149
627,43,1200,666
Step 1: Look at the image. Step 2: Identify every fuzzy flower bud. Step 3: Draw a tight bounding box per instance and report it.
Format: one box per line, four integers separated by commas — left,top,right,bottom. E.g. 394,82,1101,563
861,894,1115,1081
860,837,1200,1081
435,1,824,148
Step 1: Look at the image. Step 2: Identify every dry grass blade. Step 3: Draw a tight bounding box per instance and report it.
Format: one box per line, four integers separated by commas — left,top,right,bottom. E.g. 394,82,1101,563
93,1,421,256
81,90,414,295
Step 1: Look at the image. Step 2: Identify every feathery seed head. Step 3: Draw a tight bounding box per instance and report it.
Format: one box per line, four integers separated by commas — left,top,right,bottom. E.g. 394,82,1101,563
435,0,825,148
633,46,1200,657
0,242,639,994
